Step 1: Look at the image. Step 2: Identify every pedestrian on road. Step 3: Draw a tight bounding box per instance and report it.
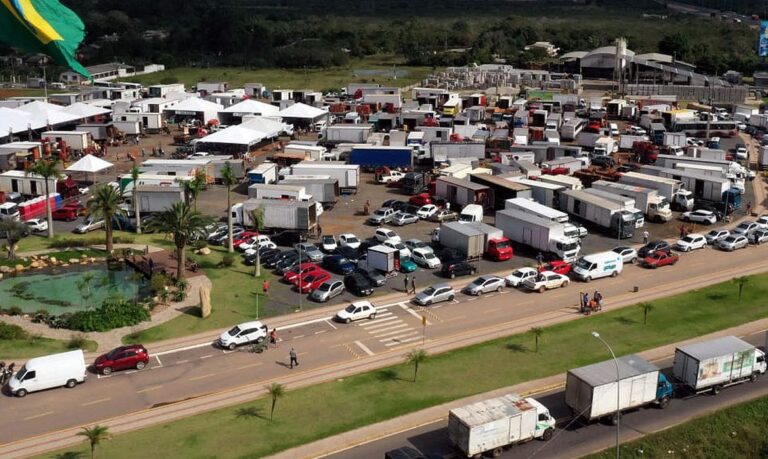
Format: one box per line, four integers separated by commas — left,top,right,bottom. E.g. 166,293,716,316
289,348,298,369
262,279,270,297
679,225,685,238
746,201,753,216
410,276,416,294
403,275,409,293
269,328,278,348
581,292,589,312
642,230,649,244
536,252,544,269
446,202,451,212
141,147,146,157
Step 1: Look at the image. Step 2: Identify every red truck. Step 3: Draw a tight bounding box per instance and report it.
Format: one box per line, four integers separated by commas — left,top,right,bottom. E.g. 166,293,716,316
632,141,659,164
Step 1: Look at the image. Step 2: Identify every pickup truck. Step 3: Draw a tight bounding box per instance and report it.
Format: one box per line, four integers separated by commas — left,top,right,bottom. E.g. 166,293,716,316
523,271,570,292
367,207,397,225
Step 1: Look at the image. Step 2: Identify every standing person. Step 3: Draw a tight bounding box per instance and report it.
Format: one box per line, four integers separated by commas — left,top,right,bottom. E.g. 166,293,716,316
593,290,603,310
581,292,589,312
446,202,451,212
141,147,146,157
679,225,685,238
642,229,649,245
403,275,409,293
410,276,416,294
746,201,753,216
289,348,298,369
536,252,544,269
269,328,278,348
262,279,270,297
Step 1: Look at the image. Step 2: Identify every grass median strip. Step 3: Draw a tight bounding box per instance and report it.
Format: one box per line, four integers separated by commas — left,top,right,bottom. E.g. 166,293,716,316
587,395,768,459
40,273,768,459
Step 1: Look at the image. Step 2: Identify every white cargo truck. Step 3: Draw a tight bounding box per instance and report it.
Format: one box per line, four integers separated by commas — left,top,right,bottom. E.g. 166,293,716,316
591,180,672,222
231,199,318,233
503,197,586,240
619,171,693,211
537,174,584,191
135,186,185,213
508,178,564,209
566,354,673,423
673,336,767,395
495,209,580,261
448,394,555,458
9,350,87,397
663,132,687,148
593,137,616,156
365,245,397,273
287,161,359,193
641,166,732,204
559,189,636,239
618,134,649,151
760,146,768,171
583,188,644,228
247,183,312,201
439,221,485,260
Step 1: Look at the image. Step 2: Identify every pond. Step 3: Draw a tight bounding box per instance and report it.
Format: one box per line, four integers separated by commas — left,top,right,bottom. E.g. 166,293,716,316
0,263,150,315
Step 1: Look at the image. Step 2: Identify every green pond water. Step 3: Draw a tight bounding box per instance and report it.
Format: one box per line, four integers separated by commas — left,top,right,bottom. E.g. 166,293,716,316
0,263,149,314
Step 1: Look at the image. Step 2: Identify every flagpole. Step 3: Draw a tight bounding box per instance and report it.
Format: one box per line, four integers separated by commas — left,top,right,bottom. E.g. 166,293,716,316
42,64,48,102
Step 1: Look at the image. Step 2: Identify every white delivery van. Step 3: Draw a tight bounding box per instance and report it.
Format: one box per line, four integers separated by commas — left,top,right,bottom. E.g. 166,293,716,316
572,251,623,282
9,350,87,397
458,204,484,223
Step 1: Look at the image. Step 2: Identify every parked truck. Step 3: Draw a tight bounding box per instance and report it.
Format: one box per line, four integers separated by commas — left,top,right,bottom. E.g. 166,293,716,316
348,146,413,170
439,221,511,261
508,178,564,209
618,134,649,151
537,174,584,191
247,162,278,185
365,245,398,273
134,186,184,213
471,222,513,261
495,209,581,262
322,125,373,143
619,171,694,211
590,180,672,222
504,197,586,241
559,189,636,239
760,146,768,171
673,336,766,396
401,171,428,195
231,198,318,234
247,184,312,201
448,394,556,459
583,188,644,228
566,354,673,424
593,137,616,157
280,178,339,207
640,166,740,207
287,161,359,193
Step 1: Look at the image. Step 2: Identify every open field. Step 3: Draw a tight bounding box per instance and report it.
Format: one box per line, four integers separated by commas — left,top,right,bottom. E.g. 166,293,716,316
0,334,97,360
588,395,768,459
40,272,768,459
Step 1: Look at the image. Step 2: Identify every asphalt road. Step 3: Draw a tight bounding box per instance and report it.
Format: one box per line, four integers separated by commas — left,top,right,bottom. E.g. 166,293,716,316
327,331,768,459
2,240,767,450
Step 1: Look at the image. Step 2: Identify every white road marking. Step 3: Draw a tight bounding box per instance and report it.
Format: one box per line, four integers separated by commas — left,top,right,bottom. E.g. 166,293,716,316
399,302,429,324
354,340,375,356
359,318,401,330
292,335,305,339
314,330,326,335
24,412,53,421
175,360,189,365
200,354,213,359
81,398,111,407
466,297,478,302
189,373,216,382
136,385,163,394
154,355,163,366
370,324,412,337
325,319,337,330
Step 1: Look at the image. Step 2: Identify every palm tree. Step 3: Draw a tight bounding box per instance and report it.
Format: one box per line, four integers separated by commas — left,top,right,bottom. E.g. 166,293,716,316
180,170,207,211
404,348,428,382
130,166,142,235
27,159,61,238
0,219,29,260
77,425,110,459
249,206,265,277
86,184,125,254
220,162,238,253
146,202,211,280
530,327,543,353
639,302,654,325
266,382,285,421
733,276,749,302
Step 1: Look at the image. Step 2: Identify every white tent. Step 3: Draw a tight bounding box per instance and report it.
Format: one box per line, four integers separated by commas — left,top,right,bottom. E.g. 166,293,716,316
221,99,279,117
240,116,292,137
278,102,327,120
196,125,267,146
66,154,114,173
0,107,46,135
164,97,223,122
62,102,111,119
16,100,82,126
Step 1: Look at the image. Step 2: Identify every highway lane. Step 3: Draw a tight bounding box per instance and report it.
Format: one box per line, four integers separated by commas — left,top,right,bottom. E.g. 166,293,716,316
1,244,767,446
327,332,768,459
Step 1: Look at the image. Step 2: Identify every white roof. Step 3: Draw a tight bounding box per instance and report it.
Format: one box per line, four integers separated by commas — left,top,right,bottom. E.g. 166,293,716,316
0,107,46,134
197,125,267,146
66,154,115,173
221,99,279,116
278,102,327,119
167,97,223,113
16,101,82,126
61,102,111,118
240,117,290,137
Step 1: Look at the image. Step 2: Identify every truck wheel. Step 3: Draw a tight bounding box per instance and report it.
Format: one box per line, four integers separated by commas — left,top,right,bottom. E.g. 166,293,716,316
491,447,503,458
65,379,77,389
542,428,554,441
750,373,759,382
658,396,670,409
712,385,722,395
611,270,618,277
15,389,27,398
609,413,619,426
583,276,591,283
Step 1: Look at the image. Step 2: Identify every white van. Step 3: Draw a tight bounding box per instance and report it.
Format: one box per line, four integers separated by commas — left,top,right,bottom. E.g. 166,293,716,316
572,251,623,282
459,204,483,223
9,350,87,397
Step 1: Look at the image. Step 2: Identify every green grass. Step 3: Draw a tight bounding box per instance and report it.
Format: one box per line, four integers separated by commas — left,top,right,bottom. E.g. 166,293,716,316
40,272,768,459
125,56,431,90
588,395,768,459
0,335,97,360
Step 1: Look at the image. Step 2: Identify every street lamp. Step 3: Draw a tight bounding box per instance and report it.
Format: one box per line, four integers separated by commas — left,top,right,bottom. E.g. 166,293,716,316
592,331,621,459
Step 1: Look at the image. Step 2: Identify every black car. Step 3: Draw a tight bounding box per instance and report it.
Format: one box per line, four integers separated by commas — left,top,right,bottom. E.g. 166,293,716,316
436,247,463,263
263,250,293,268
392,201,410,212
344,272,374,296
638,240,672,258
441,260,476,279
335,246,361,262
382,199,405,209
354,268,386,287
322,255,356,275
276,252,311,273
274,251,300,271
244,248,279,266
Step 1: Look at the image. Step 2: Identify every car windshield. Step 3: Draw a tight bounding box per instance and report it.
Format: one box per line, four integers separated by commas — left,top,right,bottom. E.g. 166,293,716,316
512,271,525,278
724,237,736,242
323,236,334,243
423,287,436,295
681,236,694,243
707,230,719,237
106,348,122,360
346,237,359,243
495,240,511,249
227,325,241,336
424,252,436,259
344,305,356,313
373,209,387,216
338,258,350,264
471,278,484,286
317,283,331,292
575,259,594,270
395,243,405,249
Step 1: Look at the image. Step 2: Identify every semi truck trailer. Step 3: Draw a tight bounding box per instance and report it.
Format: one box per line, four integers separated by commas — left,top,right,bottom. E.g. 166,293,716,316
559,189,636,239
495,209,580,262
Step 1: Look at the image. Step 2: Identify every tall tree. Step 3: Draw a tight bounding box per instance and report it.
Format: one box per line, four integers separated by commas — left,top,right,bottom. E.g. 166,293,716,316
220,162,237,253
130,166,142,235
76,425,110,459
86,185,125,254
146,202,211,280
0,219,28,260
404,348,428,382
249,206,265,277
639,302,654,325
266,382,285,421
733,276,749,302
530,327,543,353
26,159,61,238
180,170,208,212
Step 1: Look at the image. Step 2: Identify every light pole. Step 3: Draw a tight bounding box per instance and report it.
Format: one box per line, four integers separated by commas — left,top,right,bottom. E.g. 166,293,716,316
592,331,621,459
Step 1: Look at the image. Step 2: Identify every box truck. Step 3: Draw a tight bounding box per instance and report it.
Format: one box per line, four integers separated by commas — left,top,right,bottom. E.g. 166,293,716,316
280,178,339,206
9,350,87,397
288,161,359,193
583,188,644,228
495,209,580,262
231,199,318,233
673,336,767,395
508,178,564,209
365,245,398,273
618,135,649,151
469,221,513,261
135,186,185,213
590,180,672,222
438,221,485,260
619,171,694,211
248,184,312,201
348,146,413,170
448,394,556,459
322,125,373,143
247,162,278,185
593,137,616,156
503,197,586,240
641,166,736,205
559,189,636,239
760,146,768,171
537,174,583,191
566,354,673,423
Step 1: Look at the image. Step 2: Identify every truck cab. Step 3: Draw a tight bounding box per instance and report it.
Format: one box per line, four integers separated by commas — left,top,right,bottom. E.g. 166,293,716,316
648,196,673,222
656,373,674,405
486,237,513,261
0,202,20,221
459,204,483,223
673,189,694,211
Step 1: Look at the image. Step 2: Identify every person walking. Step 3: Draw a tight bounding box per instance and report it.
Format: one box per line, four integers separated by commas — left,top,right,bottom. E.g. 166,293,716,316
141,147,146,157
403,275,409,293
581,291,589,313
262,279,270,297
269,328,278,348
642,230,649,245
410,276,416,294
746,201,753,216
536,252,544,269
289,348,298,369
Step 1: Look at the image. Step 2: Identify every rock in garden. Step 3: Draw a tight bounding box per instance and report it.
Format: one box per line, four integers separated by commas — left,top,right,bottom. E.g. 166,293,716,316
68,258,79,264
198,247,211,255
0,266,10,273
14,264,24,271
30,261,40,268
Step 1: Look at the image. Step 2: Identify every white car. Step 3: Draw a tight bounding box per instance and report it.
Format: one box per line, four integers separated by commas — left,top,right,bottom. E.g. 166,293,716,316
681,210,717,225
522,271,570,293
505,267,538,288
339,233,361,249
755,215,768,230
374,228,400,243
611,246,638,264
73,217,105,234
735,146,748,160
412,248,441,268
239,235,273,252
705,229,730,244
376,171,404,184
416,204,438,220
217,321,268,350
24,218,48,233
321,234,338,252
675,233,707,252
243,241,277,256
335,301,376,323
382,239,411,258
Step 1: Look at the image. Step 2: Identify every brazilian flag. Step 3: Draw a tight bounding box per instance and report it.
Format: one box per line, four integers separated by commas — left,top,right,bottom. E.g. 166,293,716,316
0,0,91,78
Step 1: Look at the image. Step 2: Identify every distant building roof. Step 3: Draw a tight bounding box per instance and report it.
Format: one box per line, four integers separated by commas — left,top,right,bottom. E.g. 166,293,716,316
560,51,588,60
585,46,635,58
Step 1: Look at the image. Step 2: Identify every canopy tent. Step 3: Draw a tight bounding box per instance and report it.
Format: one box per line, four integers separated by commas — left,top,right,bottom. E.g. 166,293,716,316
240,116,292,137
196,125,267,146
163,97,223,123
221,99,279,116
61,102,111,119
0,107,46,135
16,101,83,126
278,102,327,120
65,154,115,185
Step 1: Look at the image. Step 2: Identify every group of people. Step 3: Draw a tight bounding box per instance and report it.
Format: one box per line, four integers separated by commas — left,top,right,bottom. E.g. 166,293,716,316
581,291,603,315
0,362,15,385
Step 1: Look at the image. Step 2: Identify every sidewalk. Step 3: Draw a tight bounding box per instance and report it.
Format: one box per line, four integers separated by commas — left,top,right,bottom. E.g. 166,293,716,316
268,317,768,459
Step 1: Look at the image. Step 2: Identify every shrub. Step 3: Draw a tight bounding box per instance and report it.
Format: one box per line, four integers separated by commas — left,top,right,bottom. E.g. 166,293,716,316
6,306,23,316
0,322,29,340
62,298,150,332
67,334,88,349
193,240,208,250
173,289,187,302
49,236,135,249
150,272,169,294
32,309,50,323
220,253,236,268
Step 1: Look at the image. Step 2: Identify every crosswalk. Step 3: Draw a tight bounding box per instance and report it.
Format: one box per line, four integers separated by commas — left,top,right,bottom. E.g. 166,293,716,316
357,306,422,347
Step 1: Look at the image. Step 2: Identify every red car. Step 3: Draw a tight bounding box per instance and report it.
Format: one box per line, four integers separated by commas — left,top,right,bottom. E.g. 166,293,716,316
296,271,332,293
538,260,571,275
233,231,260,250
409,193,432,206
641,252,679,269
284,263,322,283
93,344,150,375
52,206,79,221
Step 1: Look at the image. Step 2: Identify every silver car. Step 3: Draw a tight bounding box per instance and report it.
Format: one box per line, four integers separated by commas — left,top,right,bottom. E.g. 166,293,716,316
309,279,345,303
705,229,730,245
733,221,759,236
717,235,748,251
295,243,324,262
464,275,504,296
414,284,455,306
404,239,433,253
391,213,419,226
